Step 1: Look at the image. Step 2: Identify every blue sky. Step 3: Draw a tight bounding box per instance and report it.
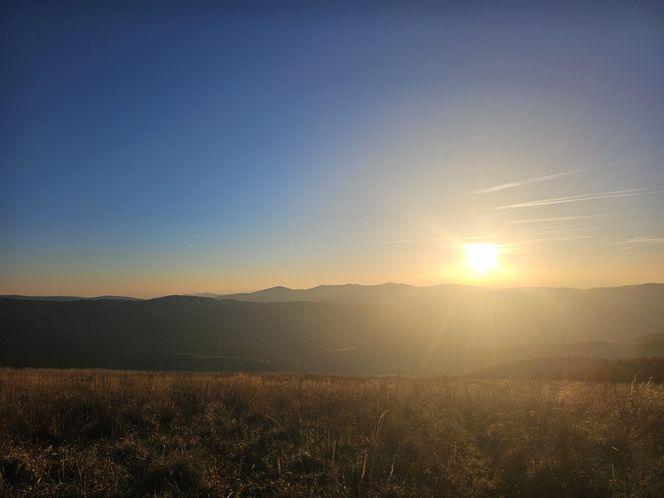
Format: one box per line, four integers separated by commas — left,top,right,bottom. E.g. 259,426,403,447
1,1,663,296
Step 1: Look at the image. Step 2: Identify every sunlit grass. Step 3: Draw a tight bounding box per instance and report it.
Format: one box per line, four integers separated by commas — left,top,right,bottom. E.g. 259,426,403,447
1,369,663,497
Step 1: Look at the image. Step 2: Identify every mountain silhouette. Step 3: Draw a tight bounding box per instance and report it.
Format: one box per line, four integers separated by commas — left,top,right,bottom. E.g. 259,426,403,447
1,283,663,375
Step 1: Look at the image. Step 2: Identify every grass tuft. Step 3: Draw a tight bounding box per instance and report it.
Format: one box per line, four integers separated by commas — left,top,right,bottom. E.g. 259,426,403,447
0,369,663,496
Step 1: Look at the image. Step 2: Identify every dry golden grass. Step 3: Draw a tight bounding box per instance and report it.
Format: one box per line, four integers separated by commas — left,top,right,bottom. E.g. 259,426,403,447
1,369,663,497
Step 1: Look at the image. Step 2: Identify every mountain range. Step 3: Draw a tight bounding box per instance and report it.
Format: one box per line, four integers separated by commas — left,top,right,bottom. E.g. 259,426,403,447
1,283,663,375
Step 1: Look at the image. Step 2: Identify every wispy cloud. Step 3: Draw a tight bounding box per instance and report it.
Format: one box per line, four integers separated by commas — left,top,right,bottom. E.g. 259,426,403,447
619,236,664,247
493,188,658,210
292,237,447,249
476,169,589,194
475,156,650,194
519,226,597,235
508,213,630,224
512,235,596,248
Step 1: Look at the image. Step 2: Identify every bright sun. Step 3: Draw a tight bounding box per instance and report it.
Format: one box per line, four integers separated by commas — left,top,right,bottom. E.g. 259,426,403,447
464,243,500,274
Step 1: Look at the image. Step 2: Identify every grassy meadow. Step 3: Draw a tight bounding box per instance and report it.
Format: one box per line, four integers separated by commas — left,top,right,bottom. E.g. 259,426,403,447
1,369,664,497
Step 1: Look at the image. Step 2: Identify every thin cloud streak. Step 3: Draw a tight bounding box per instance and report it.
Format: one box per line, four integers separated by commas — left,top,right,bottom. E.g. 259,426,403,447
475,156,650,194
508,213,631,224
493,189,656,210
499,235,597,254
516,235,596,244
519,226,597,235
291,237,447,249
619,236,664,246
476,168,590,194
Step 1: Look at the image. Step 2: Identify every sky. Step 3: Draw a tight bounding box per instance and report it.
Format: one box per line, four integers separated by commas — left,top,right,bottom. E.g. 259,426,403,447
1,0,663,297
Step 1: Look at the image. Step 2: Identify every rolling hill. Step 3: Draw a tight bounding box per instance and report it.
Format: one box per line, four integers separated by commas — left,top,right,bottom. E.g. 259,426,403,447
220,282,664,343
468,357,664,382
1,283,663,375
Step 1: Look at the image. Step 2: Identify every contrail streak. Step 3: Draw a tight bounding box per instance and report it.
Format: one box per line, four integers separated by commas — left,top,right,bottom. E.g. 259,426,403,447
508,213,631,224
620,236,664,246
291,237,447,249
475,156,650,194
519,226,597,235
493,189,656,210
516,235,596,244
476,169,589,194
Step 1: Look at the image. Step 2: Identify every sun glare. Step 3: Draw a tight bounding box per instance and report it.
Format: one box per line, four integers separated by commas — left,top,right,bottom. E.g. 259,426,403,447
465,243,500,274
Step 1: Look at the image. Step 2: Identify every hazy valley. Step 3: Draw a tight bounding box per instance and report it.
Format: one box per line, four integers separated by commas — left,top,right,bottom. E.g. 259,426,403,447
3,283,663,377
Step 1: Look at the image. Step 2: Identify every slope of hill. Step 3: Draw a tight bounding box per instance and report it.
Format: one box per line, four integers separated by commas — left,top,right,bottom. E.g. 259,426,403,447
0,295,141,301
220,283,664,342
220,282,484,306
220,281,663,304
1,283,664,375
0,297,404,374
469,357,664,383
3,370,664,496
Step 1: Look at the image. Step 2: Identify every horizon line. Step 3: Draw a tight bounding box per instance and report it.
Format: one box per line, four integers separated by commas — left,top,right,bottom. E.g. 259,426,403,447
2,281,662,300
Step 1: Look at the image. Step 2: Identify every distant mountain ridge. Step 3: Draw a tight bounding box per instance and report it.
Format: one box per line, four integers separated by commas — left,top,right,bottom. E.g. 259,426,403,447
0,295,142,301
7,282,662,307
216,282,664,343
1,283,663,375
210,282,483,305
216,281,664,306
